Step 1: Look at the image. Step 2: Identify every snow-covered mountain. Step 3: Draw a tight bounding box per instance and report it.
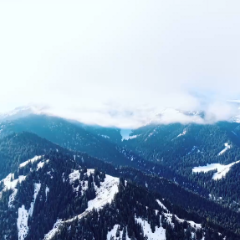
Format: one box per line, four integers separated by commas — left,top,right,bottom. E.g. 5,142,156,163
0,152,230,240
0,131,239,239
0,106,46,122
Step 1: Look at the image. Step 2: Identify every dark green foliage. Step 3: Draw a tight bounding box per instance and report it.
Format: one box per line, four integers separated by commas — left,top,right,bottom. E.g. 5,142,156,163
0,115,127,165
0,132,61,180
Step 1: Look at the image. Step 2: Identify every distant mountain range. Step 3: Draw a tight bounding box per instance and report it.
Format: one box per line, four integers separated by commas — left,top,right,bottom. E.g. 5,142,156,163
1,104,240,127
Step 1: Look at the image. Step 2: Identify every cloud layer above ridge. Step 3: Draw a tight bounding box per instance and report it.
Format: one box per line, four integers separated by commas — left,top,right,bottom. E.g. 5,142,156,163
1,1,240,128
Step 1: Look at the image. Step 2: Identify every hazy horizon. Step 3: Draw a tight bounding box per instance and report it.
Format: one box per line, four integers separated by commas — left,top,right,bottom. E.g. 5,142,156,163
1,1,240,128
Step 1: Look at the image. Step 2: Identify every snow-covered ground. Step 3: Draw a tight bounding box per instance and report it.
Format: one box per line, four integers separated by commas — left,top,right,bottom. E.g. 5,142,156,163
128,135,139,140
0,173,26,203
107,225,131,240
156,199,168,212
43,219,63,240
29,183,41,217
156,199,201,230
44,172,120,240
17,205,29,240
19,156,43,168
45,186,50,201
0,156,46,207
177,129,187,138
8,188,18,208
84,174,119,211
17,182,42,240
0,173,26,191
135,217,166,240
192,160,240,180
218,143,231,156
69,169,80,184
37,161,45,170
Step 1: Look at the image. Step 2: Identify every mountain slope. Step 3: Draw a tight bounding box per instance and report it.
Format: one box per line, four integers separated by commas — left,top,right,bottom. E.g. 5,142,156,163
0,132,61,180
121,122,240,207
0,115,127,165
0,151,237,240
0,133,240,238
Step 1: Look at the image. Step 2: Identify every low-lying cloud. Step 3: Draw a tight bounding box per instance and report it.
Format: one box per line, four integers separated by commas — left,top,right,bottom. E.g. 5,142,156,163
1,1,240,128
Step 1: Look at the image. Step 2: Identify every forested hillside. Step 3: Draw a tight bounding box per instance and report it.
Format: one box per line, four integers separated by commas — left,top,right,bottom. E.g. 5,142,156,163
0,150,237,240
2,114,240,238
0,115,126,165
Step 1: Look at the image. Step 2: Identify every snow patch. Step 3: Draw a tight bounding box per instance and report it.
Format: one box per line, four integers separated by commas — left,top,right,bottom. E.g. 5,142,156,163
44,173,119,239
17,205,29,240
0,174,26,203
19,156,42,168
45,186,50,201
218,143,231,156
69,170,80,184
0,173,26,190
107,225,131,240
164,213,201,229
8,189,18,208
107,225,121,240
37,161,45,171
135,217,166,240
128,135,139,140
192,161,240,180
156,199,168,212
87,169,95,177
29,183,41,217
43,219,63,240
177,129,187,138
87,174,119,211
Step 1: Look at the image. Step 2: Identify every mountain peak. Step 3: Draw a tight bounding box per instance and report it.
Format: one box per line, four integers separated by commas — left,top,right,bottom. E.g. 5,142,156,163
0,105,48,122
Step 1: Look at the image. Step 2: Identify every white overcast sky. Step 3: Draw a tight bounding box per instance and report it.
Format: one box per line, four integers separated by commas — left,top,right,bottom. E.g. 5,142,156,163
1,0,240,127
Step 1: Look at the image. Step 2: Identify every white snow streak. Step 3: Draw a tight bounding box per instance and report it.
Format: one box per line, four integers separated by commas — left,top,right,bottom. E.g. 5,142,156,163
0,173,26,203
17,183,41,240
177,130,187,138
135,217,166,240
128,135,139,140
164,213,201,229
218,143,231,156
19,156,42,168
192,160,240,180
0,173,26,190
29,183,41,217
8,189,18,208
156,199,168,212
36,161,45,170
17,205,29,240
107,225,131,240
45,186,50,201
